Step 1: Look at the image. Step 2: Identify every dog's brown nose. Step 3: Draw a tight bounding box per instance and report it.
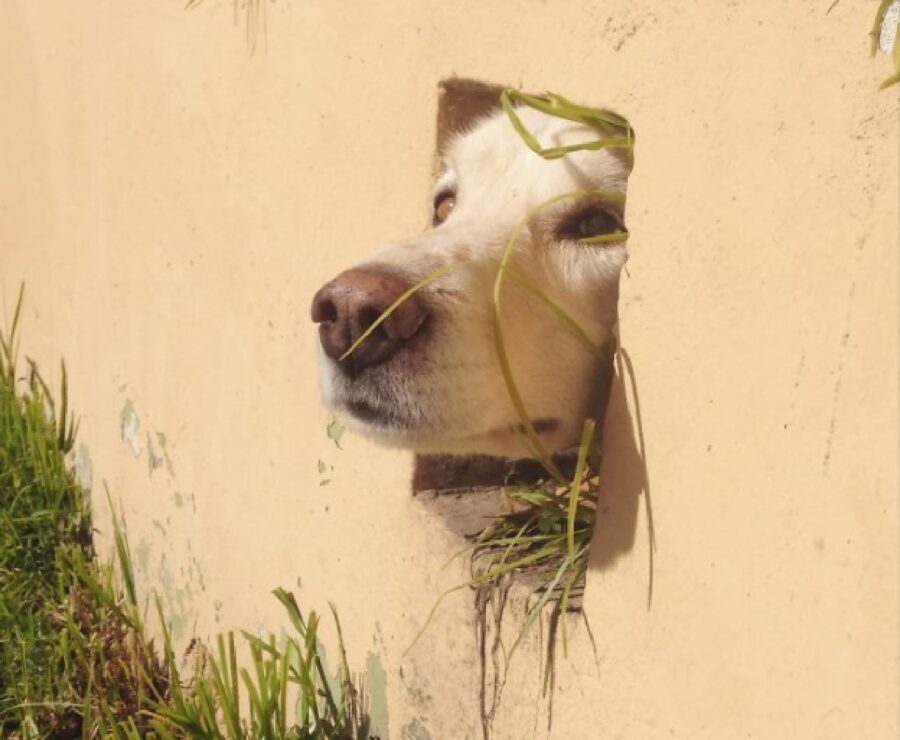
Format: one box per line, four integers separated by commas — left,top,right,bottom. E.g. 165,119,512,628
310,268,428,373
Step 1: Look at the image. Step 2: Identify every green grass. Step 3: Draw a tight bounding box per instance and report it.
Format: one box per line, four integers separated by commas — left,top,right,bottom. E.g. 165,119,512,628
0,287,373,739
0,286,90,733
406,419,602,662
468,419,599,662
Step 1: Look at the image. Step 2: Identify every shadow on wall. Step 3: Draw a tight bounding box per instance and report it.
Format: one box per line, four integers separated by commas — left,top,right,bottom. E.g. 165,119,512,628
589,353,649,575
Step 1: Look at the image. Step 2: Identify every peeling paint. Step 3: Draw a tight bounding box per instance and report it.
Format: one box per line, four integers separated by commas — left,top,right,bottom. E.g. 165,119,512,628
365,652,390,739
147,431,164,474
157,553,191,641
119,400,142,457
317,458,334,486
404,684,433,713
401,718,432,740
156,432,176,475
326,417,345,449
74,443,93,494
189,556,207,592
134,539,150,575
167,610,187,641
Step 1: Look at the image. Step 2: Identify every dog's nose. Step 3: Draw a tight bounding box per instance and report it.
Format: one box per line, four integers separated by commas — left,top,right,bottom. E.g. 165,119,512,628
310,268,428,373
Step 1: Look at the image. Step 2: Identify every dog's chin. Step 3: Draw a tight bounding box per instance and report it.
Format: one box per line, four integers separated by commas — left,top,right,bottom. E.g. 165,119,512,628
327,393,424,446
336,402,573,458
320,356,581,458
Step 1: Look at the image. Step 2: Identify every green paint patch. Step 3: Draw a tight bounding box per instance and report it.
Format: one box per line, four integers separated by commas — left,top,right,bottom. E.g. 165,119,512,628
184,555,207,594
317,458,334,486
74,443,93,495
326,417,346,449
365,652,390,739
119,399,142,457
194,563,206,592
147,431,164,474
134,539,151,574
156,431,176,475
156,554,193,642
167,609,187,641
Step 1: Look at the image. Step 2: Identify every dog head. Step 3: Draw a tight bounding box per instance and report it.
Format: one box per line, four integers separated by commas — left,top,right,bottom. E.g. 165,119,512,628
311,104,632,458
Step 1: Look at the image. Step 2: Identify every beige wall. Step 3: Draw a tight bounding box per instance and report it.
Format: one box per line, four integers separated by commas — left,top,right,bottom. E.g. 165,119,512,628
1,2,897,738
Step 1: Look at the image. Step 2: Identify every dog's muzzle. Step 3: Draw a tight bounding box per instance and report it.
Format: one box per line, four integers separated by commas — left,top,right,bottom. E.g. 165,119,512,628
310,267,428,376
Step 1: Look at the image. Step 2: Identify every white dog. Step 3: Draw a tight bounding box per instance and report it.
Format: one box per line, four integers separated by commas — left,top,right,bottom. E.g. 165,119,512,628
312,102,632,460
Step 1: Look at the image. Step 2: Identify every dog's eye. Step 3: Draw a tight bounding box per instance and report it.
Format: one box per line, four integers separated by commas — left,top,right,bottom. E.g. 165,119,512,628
432,192,456,226
557,205,624,242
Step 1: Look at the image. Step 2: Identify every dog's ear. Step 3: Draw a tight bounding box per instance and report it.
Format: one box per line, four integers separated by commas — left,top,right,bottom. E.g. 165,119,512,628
435,78,506,159
436,79,637,178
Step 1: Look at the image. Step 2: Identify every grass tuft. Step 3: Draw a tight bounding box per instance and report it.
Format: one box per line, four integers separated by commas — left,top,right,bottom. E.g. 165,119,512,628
0,286,373,739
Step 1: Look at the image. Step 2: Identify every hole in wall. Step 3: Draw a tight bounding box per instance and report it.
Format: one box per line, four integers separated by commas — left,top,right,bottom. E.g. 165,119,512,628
402,80,647,737
413,78,630,529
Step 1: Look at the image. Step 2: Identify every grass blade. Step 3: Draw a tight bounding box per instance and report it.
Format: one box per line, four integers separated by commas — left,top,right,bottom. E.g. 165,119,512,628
339,264,452,361
566,420,594,563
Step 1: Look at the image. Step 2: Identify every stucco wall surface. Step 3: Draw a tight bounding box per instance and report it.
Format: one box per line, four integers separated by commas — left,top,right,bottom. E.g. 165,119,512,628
1,2,897,738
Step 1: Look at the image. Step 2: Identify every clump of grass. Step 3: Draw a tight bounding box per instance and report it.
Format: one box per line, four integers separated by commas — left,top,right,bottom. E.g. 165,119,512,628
152,588,372,740
0,284,166,736
469,419,599,659
406,420,601,655
0,286,372,739
0,285,94,734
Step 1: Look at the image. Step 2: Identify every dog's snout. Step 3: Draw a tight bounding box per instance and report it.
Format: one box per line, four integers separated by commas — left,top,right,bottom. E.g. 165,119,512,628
310,268,428,373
